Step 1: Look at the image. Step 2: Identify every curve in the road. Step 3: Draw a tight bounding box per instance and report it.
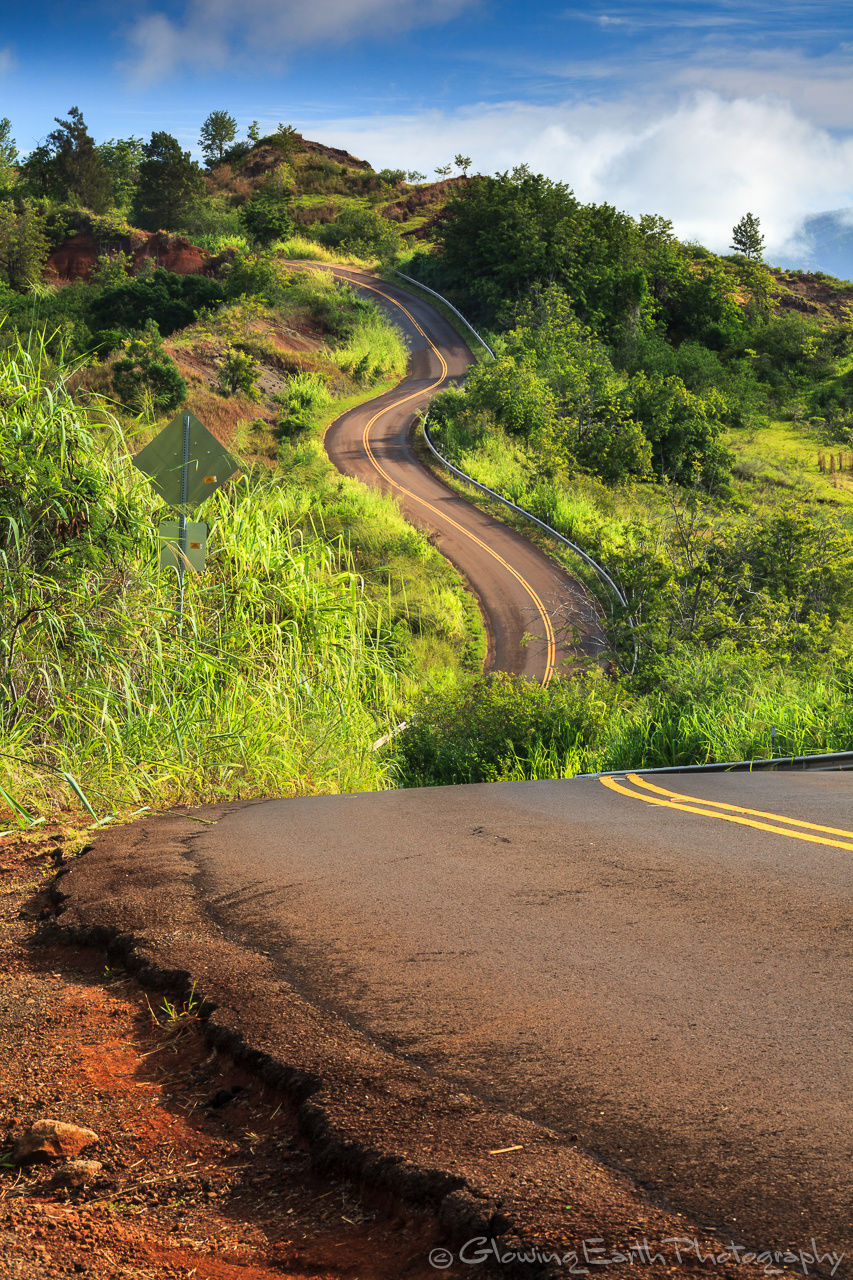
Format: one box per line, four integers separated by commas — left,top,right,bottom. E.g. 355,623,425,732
316,266,606,682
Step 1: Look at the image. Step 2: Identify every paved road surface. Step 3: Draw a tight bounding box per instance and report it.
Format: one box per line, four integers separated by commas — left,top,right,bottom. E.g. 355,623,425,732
319,268,605,680
180,770,851,1257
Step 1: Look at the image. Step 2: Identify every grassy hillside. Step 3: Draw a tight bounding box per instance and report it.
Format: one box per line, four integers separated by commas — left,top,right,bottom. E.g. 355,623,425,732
0,255,482,828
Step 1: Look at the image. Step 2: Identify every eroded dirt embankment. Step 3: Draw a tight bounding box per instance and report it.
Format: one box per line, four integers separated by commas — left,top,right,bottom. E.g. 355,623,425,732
0,820,474,1280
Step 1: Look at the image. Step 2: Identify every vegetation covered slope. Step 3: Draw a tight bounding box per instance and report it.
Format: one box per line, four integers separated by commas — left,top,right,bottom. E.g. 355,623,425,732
1,104,853,801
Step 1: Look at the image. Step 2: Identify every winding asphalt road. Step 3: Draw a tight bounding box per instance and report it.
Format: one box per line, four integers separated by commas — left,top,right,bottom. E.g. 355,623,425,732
60,271,851,1270
318,267,605,680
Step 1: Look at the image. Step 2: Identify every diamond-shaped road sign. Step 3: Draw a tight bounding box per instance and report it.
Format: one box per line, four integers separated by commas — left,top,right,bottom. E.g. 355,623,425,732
133,411,238,509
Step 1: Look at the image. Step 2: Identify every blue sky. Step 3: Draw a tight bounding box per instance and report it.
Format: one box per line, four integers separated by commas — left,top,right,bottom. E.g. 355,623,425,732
4,0,853,264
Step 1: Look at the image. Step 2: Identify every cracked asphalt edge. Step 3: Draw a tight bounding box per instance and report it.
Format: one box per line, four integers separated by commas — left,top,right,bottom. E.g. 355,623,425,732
47,804,812,1280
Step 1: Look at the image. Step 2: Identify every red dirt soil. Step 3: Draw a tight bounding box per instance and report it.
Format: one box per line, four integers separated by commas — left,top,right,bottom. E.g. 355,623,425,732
45,231,214,284
0,823,472,1279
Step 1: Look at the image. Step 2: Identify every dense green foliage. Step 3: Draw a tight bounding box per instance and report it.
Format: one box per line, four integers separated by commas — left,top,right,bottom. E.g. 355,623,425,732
1,100,852,800
132,132,206,231
110,320,187,413
395,654,853,785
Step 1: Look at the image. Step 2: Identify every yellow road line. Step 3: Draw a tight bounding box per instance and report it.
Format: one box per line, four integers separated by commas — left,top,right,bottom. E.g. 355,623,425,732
626,772,853,840
600,775,853,852
322,269,557,686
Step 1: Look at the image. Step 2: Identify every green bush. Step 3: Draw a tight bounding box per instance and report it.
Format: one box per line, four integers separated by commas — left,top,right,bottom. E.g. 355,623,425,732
218,346,260,399
110,319,186,412
91,268,224,338
315,205,401,260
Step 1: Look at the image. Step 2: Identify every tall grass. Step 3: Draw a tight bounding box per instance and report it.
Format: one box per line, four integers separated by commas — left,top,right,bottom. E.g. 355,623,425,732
0,341,411,824
394,651,853,786
335,311,409,383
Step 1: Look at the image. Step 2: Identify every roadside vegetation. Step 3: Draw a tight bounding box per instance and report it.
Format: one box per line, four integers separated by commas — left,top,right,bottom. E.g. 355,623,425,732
400,169,853,782
1,105,851,807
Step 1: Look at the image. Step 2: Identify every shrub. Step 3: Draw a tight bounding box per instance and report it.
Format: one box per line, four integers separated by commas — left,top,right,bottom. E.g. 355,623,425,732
315,205,401,260
110,320,187,413
218,345,260,399
91,269,225,338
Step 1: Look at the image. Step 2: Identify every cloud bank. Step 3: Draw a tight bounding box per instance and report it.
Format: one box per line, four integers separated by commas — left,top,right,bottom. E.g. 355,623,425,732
301,91,853,261
125,0,477,82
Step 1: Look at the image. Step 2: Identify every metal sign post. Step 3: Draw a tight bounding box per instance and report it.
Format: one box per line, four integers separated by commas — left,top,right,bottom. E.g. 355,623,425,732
132,409,239,633
177,412,190,631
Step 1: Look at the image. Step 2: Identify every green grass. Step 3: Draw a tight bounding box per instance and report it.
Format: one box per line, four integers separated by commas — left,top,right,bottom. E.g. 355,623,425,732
394,650,853,786
0,271,483,825
727,419,853,515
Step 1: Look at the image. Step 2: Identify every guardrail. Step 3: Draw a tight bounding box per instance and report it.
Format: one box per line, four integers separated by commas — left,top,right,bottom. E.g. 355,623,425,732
394,271,496,359
579,749,853,777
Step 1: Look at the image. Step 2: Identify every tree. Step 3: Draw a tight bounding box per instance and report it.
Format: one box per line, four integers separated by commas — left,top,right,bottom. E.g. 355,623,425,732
453,153,472,176
247,121,261,145
0,200,50,289
199,110,237,168
96,137,144,209
434,164,452,178
110,319,187,413
132,132,205,231
39,107,111,212
0,117,17,186
18,109,108,209
407,170,426,183
731,212,765,261
239,170,293,246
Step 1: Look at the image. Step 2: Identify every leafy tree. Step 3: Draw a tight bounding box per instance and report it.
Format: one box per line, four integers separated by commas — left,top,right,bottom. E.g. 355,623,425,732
453,153,472,176
110,319,187,413
96,137,144,209
407,170,426,183
132,132,205,231
239,167,293,245
199,110,238,167
90,250,132,291
434,164,452,177
273,124,298,158
38,107,111,212
436,171,580,320
247,121,261,145
240,195,293,246
731,212,765,261
218,346,260,399
0,117,17,187
0,200,50,289
625,372,732,490
316,205,401,260
378,168,406,187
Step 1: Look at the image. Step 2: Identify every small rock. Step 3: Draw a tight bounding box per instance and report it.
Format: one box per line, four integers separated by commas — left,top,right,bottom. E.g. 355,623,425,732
51,1159,103,1189
13,1120,99,1165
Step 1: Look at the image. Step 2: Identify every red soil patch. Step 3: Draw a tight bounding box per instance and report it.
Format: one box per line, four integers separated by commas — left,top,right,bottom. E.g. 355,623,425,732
46,231,213,284
0,825,471,1280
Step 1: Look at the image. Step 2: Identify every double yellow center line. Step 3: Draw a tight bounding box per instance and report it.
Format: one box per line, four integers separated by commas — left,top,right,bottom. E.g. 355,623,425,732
324,270,557,686
601,772,853,852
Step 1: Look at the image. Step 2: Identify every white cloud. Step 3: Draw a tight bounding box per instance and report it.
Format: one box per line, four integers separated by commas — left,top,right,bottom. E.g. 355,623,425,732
124,0,477,82
302,91,853,261
0,46,16,77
